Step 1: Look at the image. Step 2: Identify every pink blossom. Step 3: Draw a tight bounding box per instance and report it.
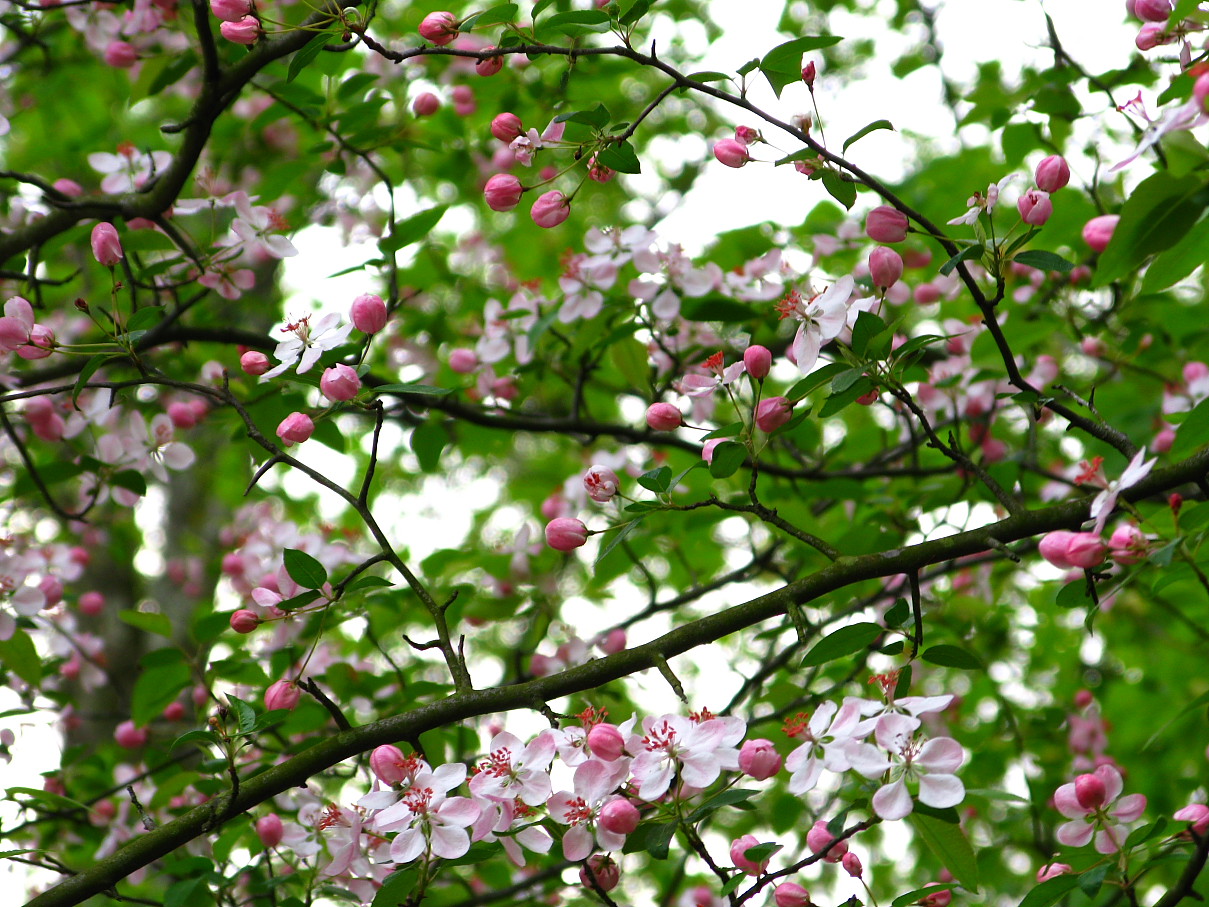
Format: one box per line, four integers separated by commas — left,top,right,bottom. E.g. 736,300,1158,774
743,344,772,379
1083,215,1119,252
598,798,640,834
230,192,296,258
220,15,260,44
90,222,124,266
1035,155,1071,193
484,173,524,211
1038,531,1107,570
547,758,631,859
476,47,503,76
1017,189,1053,225
806,819,848,862
579,854,620,892
756,396,794,433
1108,524,1148,565
587,722,626,760
847,713,966,820
264,680,302,711
350,293,388,334
1174,803,1209,835
775,882,811,907
490,112,523,143
256,814,284,848
865,206,909,243
374,763,480,862
240,351,270,375
1087,448,1155,532
545,518,588,551
843,852,863,877
320,364,361,402
418,11,459,45
869,247,903,290
1134,0,1172,19
628,712,745,800
469,730,557,805
448,348,477,373
229,609,259,633
730,834,769,875
531,190,571,228
785,699,863,794
1037,863,1073,882
114,720,147,748
739,739,782,780
0,296,35,351
714,139,752,168
210,0,251,20
801,60,817,86
264,313,353,377
646,402,683,431
276,412,314,446
778,276,854,374
1054,764,1147,853
583,465,621,503
103,41,138,68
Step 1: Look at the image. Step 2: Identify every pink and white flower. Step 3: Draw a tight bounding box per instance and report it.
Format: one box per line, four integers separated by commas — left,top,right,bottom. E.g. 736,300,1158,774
847,713,966,820
628,712,745,801
469,731,557,806
777,276,854,375
1054,765,1147,853
263,313,354,378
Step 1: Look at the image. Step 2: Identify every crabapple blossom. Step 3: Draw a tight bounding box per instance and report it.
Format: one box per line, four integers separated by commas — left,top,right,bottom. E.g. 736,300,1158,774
583,465,620,503
713,138,752,168
598,798,640,834
1037,531,1107,570
646,402,683,431
448,348,477,373
264,313,353,377
276,412,314,446
264,680,302,711
785,699,863,794
869,247,903,290
1017,189,1053,225
90,223,124,267
373,763,479,862
802,60,817,86
1134,0,1172,19
579,854,620,892
412,93,440,116
79,592,105,616
1083,215,1119,252
756,396,794,433
847,713,966,820
490,112,523,142
230,193,296,257
547,758,631,859
778,275,854,374
806,820,848,862
320,364,361,402
545,518,588,551
240,351,270,375
1035,155,1071,192
530,190,571,228
469,731,556,805
229,609,259,633
730,834,769,875
1037,863,1073,881
843,852,863,878
210,0,251,20
220,16,260,44
1174,803,1209,835
1086,448,1155,532
587,722,625,760
256,814,284,848
743,344,772,379
418,11,459,45
114,721,147,748
1054,764,1147,853
1108,524,1148,564
350,293,387,334
775,882,811,907
104,41,138,68
628,712,745,800
739,739,782,780
475,48,503,76
865,206,909,243
483,173,524,211
919,885,952,907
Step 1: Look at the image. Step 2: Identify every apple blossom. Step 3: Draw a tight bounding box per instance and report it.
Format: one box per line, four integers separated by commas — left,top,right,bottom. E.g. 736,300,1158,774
229,609,260,633
1134,0,1172,19
847,713,966,820
1108,524,1148,564
587,722,625,760
739,738,782,780
220,16,260,44
583,465,621,503
276,412,314,446
545,518,589,551
240,351,270,375
869,247,904,290
1017,189,1053,225
350,293,388,333
777,276,854,374
264,680,302,711
484,173,524,211
579,854,620,892
418,11,459,45
598,798,640,835
210,0,251,20
730,834,769,875
1174,803,1209,835
1054,764,1147,853
114,720,148,749
713,138,752,168
530,190,571,228
1082,215,1119,252
843,852,863,878
1038,531,1106,570
490,112,523,142
743,344,772,379
320,364,361,402
775,882,811,907
802,60,817,86
1035,155,1071,192
646,402,683,431
256,814,284,848
79,591,105,616
756,396,794,433
90,222,124,266
865,206,909,243
1037,863,1073,882
806,819,848,862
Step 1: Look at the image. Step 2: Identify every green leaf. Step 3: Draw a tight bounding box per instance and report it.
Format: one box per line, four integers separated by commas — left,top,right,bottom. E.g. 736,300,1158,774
884,598,909,627
1140,215,1209,292
1171,397,1209,458
622,819,675,859
111,470,148,497
1144,689,1209,749
909,810,980,891
1013,250,1074,273
118,610,174,638
5,786,90,815
378,206,449,254
681,296,757,322
595,140,641,174
459,3,517,30
1018,874,1080,907
132,657,191,726
611,338,649,390
227,694,258,736
801,622,883,666
287,32,335,83
787,362,850,401
921,644,984,670
443,841,499,866
687,71,732,83
832,367,866,394
1124,818,1168,849
283,548,328,589
701,421,744,441
892,885,957,907
372,869,418,906
539,9,611,35
759,35,843,98
821,169,857,210
743,841,782,863
1055,579,1093,609
346,575,393,592
843,119,894,153
375,382,454,396
616,0,651,26
686,788,759,823
170,729,221,752
709,441,748,479
637,465,672,493
553,104,611,129
1078,864,1109,899
594,516,646,567
1093,172,1209,286
850,310,887,357
275,589,322,612
0,630,42,686
411,421,449,473
12,461,85,498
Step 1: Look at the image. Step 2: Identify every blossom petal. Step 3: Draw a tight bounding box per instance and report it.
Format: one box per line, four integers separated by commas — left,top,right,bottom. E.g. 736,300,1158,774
872,777,914,820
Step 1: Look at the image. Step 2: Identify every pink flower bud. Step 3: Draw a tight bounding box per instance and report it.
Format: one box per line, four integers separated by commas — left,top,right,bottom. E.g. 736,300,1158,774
229,609,260,633
588,155,616,183
167,401,200,429
452,84,476,116
264,680,301,711
79,591,105,616
1017,189,1053,226
1039,530,1106,569
91,222,124,266
162,701,186,721
807,820,848,862
743,344,772,379
545,517,589,551
869,247,904,289
1135,22,1167,50
1075,772,1108,809
530,190,571,228
731,834,770,876
775,882,812,907
418,11,459,45
587,722,625,760
210,0,252,20
1082,214,1119,253
320,363,361,402
865,206,909,243
448,348,478,373
1037,863,1073,882
104,41,139,68
39,576,63,607
919,885,952,907
276,412,314,446
19,324,54,359
579,854,620,892
53,179,84,197
370,744,407,784
490,112,524,143
476,47,503,76
756,396,794,433
739,738,782,780
1174,804,1209,835
599,798,640,834
598,628,626,654
713,138,752,168
240,351,270,376
914,283,942,304
256,814,284,848
735,125,759,145
646,402,683,431
584,465,621,503
413,92,440,116
484,173,524,211
351,293,388,333
1035,155,1071,193
1109,524,1148,565
114,720,148,749
1134,0,1172,20
842,852,863,878
801,61,817,87
1074,689,1095,709
1153,426,1176,453
220,15,261,44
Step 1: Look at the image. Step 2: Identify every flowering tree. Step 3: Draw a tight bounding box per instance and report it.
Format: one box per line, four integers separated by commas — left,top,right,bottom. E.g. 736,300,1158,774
3,0,1209,905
